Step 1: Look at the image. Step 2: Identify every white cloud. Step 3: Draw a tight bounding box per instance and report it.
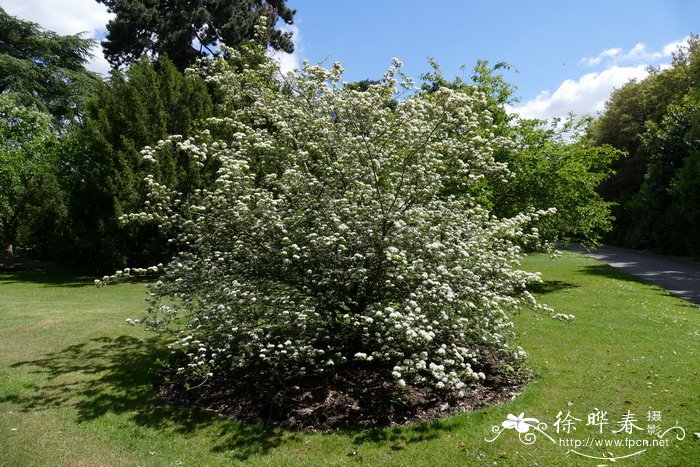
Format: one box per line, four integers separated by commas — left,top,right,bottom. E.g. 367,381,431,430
512,65,649,120
0,0,113,75
269,23,302,75
578,37,690,68
515,36,690,121
625,42,662,62
579,47,622,66
86,44,113,76
663,37,690,56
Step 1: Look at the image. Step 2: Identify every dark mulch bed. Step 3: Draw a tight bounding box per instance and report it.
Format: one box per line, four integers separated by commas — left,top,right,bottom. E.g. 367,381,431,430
156,349,529,431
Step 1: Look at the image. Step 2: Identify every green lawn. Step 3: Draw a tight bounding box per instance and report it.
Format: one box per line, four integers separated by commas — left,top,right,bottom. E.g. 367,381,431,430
1,252,698,466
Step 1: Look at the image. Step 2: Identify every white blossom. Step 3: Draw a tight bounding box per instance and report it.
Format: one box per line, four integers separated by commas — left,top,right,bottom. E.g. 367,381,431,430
113,37,555,391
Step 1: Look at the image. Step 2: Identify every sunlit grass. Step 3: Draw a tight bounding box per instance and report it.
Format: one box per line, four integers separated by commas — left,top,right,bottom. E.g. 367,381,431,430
1,252,698,466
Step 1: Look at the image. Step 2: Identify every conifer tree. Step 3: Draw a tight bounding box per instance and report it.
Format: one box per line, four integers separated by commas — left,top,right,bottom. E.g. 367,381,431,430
62,57,214,269
0,7,99,124
96,0,295,70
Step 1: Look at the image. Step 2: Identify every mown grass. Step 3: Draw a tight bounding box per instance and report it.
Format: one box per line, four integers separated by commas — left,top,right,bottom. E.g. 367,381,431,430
1,252,698,466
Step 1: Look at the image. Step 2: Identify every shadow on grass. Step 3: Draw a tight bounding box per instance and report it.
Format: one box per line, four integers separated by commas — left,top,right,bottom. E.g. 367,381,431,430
579,264,651,285
3,334,460,459
527,280,578,295
3,335,296,460
579,264,700,310
580,260,700,293
0,265,153,289
0,262,95,287
349,419,457,451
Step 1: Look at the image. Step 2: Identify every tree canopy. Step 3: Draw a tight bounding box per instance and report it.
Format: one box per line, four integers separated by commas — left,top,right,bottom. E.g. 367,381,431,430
97,0,295,70
422,60,620,247
0,7,99,124
589,35,700,256
58,56,215,270
0,96,60,267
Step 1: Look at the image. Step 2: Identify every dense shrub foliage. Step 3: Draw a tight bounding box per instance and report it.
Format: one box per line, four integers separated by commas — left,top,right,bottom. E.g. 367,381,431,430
103,41,559,392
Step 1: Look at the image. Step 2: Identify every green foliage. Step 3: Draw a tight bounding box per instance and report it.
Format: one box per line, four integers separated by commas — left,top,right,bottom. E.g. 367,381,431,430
625,97,700,252
670,150,700,256
59,56,214,270
491,119,621,247
422,60,619,247
591,35,700,256
344,79,381,92
590,65,691,204
97,0,295,70
0,7,100,124
0,96,61,266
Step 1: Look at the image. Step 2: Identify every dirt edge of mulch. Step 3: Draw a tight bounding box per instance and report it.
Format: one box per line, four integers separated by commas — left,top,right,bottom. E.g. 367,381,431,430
155,348,530,432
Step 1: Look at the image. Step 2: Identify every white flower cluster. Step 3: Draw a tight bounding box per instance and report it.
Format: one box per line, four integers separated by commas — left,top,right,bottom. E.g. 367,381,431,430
126,41,554,392
95,264,163,287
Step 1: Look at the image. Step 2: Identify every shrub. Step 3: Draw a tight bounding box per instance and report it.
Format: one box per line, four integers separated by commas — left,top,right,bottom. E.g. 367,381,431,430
106,41,554,393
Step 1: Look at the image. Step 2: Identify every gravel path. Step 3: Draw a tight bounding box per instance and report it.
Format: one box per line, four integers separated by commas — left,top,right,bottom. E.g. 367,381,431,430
569,244,700,306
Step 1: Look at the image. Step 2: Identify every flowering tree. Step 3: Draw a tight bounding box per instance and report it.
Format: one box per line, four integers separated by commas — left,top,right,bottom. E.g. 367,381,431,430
108,41,555,393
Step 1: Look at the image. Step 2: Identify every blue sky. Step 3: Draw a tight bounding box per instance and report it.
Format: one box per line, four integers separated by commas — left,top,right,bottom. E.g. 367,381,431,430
2,0,697,119
283,0,698,118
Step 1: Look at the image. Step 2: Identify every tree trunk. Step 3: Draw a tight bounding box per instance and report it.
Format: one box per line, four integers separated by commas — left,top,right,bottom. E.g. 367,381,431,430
3,242,13,269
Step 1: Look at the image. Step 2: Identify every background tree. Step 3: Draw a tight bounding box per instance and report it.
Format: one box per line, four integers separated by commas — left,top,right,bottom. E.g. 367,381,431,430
491,118,620,246
589,35,700,256
588,66,691,244
96,0,295,70
59,56,214,270
0,7,100,124
422,60,620,247
669,148,700,257
624,96,700,253
344,79,381,92
0,96,61,267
